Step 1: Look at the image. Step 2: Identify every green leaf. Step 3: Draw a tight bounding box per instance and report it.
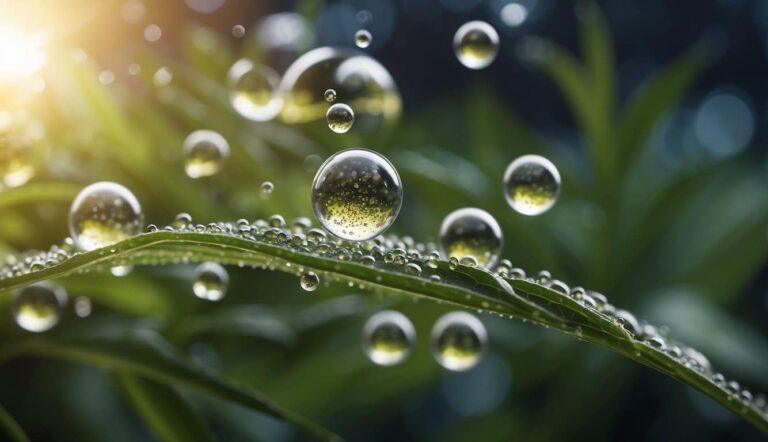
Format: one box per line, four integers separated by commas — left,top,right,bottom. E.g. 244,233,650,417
0,322,338,441
0,401,28,442
116,374,215,442
1,228,766,434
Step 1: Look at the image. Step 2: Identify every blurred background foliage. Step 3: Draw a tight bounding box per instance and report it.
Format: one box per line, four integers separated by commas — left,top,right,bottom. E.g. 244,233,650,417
0,0,767,440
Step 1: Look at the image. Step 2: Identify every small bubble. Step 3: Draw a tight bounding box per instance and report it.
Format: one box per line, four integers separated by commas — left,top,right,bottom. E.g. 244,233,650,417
431,311,487,371
439,208,503,268
228,59,282,122
232,25,246,38
183,130,230,178
69,182,143,252
453,21,499,70
326,103,355,134
12,282,67,332
363,310,415,366
355,29,372,48
299,271,320,291
260,181,274,197
503,155,561,216
193,262,229,301
324,89,337,103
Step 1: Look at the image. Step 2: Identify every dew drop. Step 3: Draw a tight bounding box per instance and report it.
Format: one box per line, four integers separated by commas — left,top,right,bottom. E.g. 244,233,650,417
355,29,372,48
326,103,355,134
69,182,143,252
111,264,133,277
227,58,282,122
299,271,320,292
439,208,503,268
232,24,245,38
363,310,415,366
404,262,422,275
503,154,561,216
193,262,229,301
311,148,403,241
183,130,230,179
12,282,67,332
324,88,337,103
453,21,499,70
432,311,487,371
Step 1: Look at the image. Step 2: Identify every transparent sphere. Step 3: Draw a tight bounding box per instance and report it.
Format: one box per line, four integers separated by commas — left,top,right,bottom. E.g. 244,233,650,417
0,112,41,188
431,311,487,371
355,29,372,48
183,130,230,179
12,282,68,332
193,262,229,301
363,310,416,366
312,148,403,241
227,58,283,122
278,47,401,131
69,182,143,252
326,103,355,133
299,271,319,292
324,88,337,103
453,21,500,70
503,154,561,216
439,208,503,268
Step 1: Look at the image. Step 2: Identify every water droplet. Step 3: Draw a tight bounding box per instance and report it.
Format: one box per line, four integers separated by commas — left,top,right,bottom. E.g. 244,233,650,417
355,29,372,48
432,311,487,371
12,282,67,332
299,271,320,291
0,114,37,188
453,21,499,70
183,130,230,178
312,148,403,241
278,47,401,131
69,182,143,252
74,296,92,318
459,256,478,267
439,208,503,268
614,309,642,336
404,262,422,275
326,103,355,133
259,181,274,198
228,58,282,121
503,154,561,216
111,264,133,277
324,88,337,102
193,262,229,301
426,252,440,269
363,310,415,366
549,279,569,294
232,24,245,38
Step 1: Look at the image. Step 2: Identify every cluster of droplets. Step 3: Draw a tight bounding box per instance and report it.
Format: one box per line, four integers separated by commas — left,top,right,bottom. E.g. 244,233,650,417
362,310,487,371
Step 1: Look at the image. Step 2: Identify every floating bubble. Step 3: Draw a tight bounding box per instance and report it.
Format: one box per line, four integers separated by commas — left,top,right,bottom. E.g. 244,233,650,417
300,271,319,291
363,310,416,366
453,21,499,70
278,47,401,131
193,262,229,301
227,59,282,122
312,148,403,241
503,154,561,216
326,103,355,133
260,181,274,197
12,282,67,332
69,182,143,252
144,24,162,42
182,129,230,178
439,208,503,268
0,114,36,188
432,311,487,371
74,296,92,318
324,88,337,102
232,24,245,38
355,29,372,48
